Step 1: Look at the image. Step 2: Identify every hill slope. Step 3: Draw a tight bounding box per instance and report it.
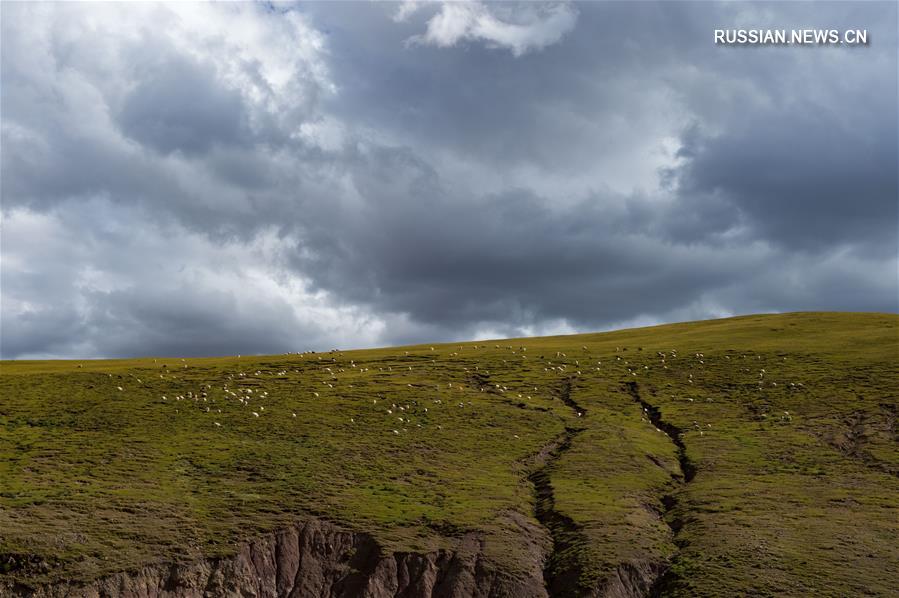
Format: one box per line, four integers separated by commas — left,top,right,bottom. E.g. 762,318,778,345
1,312,897,597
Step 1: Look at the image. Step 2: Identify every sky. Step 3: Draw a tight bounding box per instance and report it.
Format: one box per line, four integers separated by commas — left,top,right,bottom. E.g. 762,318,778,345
1,1,896,359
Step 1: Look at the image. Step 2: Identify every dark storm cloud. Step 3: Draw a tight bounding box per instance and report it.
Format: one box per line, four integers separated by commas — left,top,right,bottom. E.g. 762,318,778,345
306,2,686,178
673,102,898,253
289,144,895,337
287,0,898,329
290,147,728,328
301,1,897,250
1,1,896,359
118,57,250,156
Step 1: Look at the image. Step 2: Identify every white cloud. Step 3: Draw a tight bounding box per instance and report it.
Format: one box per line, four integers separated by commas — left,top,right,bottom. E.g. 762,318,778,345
398,1,578,57
0,202,387,359
1,2,334,152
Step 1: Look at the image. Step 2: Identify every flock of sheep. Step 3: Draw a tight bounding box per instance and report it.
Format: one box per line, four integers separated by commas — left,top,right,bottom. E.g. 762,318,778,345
99,342,807,442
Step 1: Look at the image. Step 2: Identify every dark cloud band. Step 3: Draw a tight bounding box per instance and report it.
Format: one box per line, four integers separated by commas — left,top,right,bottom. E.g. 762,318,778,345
1,1,896,359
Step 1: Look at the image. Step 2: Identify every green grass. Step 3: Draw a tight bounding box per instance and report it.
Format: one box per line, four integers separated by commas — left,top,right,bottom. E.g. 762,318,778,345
1,312,897,596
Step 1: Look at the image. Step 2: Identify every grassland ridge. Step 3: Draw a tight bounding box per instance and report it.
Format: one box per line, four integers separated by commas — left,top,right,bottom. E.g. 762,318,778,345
2,312,896,597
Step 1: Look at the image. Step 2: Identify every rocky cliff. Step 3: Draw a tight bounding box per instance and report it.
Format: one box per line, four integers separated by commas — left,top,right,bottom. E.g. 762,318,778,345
4,518,551,598
3,515,666,598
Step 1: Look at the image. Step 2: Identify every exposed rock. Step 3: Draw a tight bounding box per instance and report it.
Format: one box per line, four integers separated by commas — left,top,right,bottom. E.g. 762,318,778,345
4,519,548,598
594,560,665,598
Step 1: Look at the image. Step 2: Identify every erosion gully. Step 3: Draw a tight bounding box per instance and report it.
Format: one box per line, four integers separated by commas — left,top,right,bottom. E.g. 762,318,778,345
527,378,590,598
625,380,695,597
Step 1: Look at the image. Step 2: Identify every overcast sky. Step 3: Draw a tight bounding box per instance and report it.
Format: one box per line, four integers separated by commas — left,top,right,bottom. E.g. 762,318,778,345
1,1,896,359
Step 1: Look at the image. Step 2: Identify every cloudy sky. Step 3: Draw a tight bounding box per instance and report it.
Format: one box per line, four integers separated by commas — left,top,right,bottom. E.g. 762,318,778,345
1,1,896,359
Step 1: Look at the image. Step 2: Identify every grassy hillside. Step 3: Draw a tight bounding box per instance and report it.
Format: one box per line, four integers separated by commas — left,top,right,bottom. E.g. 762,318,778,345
1,312,897,596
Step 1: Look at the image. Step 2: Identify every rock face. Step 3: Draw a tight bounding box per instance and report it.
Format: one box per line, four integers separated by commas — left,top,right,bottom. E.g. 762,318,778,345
594,561,666,598
4,519,549,598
